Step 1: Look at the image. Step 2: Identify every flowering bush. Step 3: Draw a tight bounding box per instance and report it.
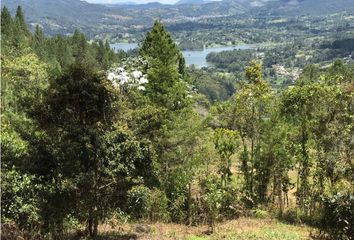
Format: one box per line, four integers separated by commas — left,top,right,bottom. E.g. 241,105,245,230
107,57,149,91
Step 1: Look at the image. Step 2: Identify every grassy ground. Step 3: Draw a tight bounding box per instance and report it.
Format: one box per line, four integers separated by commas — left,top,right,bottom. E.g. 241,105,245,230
95,217,314,240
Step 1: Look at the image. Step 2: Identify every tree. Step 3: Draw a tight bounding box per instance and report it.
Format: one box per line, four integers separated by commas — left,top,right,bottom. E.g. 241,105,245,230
261,104,294,215
32,25,46,59
1,6,14,47
32,65,116,237
70,29,97,69
219,61,272,204
213,128,239,187
140,21,185,75
140,21,188,110
14,6,31,44
280,66,336,215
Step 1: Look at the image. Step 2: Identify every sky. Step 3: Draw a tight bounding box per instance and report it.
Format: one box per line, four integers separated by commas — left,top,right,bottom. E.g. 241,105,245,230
85,0,178,4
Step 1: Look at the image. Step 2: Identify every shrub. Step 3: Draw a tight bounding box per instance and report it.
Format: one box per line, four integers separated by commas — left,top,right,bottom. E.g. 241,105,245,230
281,208,301,224
219,185,241,219
319,193,354,240
127,185,169,222
253,209,270,219
170,195,187,223
147,188,169,222
1,168,42,229
127,185,151,219
200,176,224,233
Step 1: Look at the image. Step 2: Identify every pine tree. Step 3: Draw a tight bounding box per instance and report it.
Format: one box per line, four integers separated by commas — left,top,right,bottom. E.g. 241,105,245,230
140,21,187,110
15,6,30,37
32,25,46,58
1,6,14,42
71,29,97,68
140,21,185,76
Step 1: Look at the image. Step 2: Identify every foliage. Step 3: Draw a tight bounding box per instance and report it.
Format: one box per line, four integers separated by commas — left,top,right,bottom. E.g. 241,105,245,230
127,185,169,222
140,21,188,110
2,6,354,238
1,168,42,228
320,193,354,240
200,176,224,233
127,185,152,219
213,128,239,186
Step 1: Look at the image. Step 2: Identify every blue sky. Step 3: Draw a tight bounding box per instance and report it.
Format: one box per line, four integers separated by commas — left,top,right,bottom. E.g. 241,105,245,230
85,0,178,4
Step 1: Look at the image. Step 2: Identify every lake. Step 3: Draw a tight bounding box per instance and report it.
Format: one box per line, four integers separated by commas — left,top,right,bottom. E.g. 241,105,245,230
111,43,256,68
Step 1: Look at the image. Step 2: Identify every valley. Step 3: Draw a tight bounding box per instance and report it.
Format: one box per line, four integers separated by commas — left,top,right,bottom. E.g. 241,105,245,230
1,1,354,240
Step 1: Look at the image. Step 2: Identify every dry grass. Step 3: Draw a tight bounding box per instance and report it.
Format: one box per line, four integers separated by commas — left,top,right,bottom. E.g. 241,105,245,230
95,217,314,240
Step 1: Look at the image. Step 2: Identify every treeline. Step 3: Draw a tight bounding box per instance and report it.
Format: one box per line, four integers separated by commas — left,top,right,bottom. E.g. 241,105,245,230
206,49,255,71
1,6,354,240
207,39,354,74
205,40,354,91
323,38,354,52
1,6,119,76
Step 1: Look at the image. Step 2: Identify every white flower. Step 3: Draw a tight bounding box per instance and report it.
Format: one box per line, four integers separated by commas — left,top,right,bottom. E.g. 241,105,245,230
107,72,116,81
137,86,146,91
139,77,149,84
107,56,150,90
132,70,142,79
118,74,129,84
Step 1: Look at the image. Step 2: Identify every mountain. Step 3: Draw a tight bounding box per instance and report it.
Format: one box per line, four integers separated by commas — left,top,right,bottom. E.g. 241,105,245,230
176,0,207,5
2,0,353,38
1,0,109,34
1,0,134,37
105,1,137,5
255,0,354,16
106,1,170,9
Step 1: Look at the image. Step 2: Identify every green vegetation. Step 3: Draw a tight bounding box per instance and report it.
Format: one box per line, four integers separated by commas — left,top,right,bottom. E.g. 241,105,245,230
1,4,354,240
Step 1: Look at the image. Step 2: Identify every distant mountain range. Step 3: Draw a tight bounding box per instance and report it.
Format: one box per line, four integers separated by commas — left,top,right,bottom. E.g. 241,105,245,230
176,0,208,5
2,0,354,37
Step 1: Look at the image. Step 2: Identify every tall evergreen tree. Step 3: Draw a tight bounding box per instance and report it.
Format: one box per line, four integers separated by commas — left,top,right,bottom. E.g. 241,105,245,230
32,25,46,58
1,6,14,43
14,6,30,37
140,21,184,72
140,21,188,110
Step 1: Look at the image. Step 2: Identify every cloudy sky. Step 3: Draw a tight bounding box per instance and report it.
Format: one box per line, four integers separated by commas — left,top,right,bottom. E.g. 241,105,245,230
85,0,179,4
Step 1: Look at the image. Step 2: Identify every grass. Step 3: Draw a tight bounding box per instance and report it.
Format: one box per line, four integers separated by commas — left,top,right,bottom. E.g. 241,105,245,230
209,220,310,240
96,217,314,240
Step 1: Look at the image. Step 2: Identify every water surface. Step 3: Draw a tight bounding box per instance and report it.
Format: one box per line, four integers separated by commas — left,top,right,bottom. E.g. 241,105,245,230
111,43,256,68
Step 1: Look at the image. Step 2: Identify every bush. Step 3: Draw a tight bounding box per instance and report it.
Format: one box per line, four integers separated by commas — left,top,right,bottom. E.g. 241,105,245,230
147,188,169,222
170,195,187,223
219,185,242,219
252,209,270,219
127,185,169,222
127,185,151,219
319,193,354,240
200,176,224,233
1,168,42,230
281,208,300,224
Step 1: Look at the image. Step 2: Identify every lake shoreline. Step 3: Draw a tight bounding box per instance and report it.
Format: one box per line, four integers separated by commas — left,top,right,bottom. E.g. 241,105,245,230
111,43,259,68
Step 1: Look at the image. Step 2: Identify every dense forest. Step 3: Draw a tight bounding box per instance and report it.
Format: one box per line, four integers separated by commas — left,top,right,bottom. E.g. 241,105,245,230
1,5,354,240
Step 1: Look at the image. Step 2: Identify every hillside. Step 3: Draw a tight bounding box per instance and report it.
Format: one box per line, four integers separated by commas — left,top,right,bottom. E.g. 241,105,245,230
1,0,118,36
2,2,353,240
176,0,208,5
2,0,354,38
255,0,354,16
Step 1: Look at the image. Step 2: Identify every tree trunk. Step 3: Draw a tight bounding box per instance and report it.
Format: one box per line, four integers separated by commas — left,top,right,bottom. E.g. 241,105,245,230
187,183,192,225
277,177,283,216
